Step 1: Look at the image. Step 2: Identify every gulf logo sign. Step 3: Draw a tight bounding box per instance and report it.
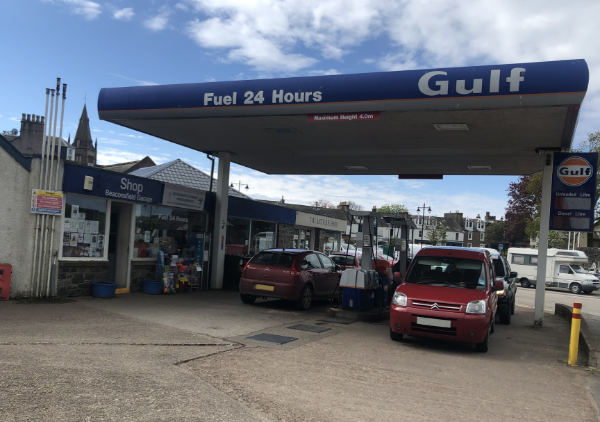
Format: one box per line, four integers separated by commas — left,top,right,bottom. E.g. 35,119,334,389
557,156,594,186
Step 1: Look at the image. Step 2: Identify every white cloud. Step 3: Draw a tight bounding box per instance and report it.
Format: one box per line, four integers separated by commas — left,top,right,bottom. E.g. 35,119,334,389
9,117,20,122
175,3,189,11
107,72,158,86
308,69,341,76
113,7,134,21
92,129,102,132
45,0,102,20
98,138,127,145
97,148,169,165
145,12,170,32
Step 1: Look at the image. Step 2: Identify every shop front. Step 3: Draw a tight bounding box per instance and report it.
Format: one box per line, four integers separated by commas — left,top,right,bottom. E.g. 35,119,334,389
59,164,211,296
278,211,347,255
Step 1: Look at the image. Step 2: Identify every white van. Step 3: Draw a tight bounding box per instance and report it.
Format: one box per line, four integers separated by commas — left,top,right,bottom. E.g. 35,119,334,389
507,248,600,294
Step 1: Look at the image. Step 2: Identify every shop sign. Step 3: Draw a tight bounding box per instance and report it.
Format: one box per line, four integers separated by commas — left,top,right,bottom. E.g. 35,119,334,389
31,190,63,215
63,164,163,205
307,112,380,122
550,152,598,232
295,211,347,231
162,183,206,211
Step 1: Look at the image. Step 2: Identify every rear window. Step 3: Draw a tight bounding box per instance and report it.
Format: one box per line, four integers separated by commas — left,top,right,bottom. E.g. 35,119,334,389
250,251,295,268
331,255,355,266
405,256,487,290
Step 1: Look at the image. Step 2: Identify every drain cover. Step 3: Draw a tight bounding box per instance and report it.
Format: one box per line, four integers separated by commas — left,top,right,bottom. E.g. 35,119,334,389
246,333,297,345
318,317,355,325
287,324,331,333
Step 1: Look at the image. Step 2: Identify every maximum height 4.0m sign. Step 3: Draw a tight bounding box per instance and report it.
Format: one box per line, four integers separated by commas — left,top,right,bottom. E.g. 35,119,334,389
550,152,598,232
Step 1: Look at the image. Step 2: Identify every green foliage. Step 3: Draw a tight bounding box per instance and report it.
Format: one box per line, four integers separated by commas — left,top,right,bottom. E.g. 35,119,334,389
571,130,600,226
485,222,506,243
426,219,449,246
378,204,408,214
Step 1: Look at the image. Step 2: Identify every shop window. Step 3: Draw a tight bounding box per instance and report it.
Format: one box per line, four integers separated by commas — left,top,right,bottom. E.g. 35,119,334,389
62,195,107,258
250,220,276,255
226,218,250,254
319,229,340,255
134,205,207,260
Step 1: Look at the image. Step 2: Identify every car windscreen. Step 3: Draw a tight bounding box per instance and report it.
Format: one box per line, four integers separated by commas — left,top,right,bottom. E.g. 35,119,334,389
492,258,505,277
571,265,588,274
405,256,487,290
250,251,295,268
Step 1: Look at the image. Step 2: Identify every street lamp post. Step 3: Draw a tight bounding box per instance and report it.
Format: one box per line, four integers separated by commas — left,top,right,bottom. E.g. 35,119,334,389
230,180,249,191
416,204,432,246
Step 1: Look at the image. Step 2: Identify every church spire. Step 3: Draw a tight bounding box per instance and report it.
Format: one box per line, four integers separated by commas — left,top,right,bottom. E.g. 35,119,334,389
74,105,93,149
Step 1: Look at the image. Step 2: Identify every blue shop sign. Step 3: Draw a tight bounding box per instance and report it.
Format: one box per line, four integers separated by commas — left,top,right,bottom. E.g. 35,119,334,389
63,164,163,204
550,152,598,232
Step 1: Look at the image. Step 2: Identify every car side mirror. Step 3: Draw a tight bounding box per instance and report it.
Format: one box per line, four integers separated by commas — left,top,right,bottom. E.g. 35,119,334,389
509,271,517,278
494,280,505,291
335,264,341,272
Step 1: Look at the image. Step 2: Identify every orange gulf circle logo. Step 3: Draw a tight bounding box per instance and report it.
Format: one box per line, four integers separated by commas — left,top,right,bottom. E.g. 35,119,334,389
557,156,594,187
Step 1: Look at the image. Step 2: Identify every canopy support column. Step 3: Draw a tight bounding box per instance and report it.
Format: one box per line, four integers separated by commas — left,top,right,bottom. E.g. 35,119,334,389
211,152,230,290
534,152,553,326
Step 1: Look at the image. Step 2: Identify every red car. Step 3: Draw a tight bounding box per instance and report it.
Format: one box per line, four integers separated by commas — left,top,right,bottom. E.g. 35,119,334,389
239,249,341,310
389,247,502,352
330,251,393,274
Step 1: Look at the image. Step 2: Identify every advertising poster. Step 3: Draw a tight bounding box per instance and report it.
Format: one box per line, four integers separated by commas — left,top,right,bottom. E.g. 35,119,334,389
71,205,79,219
550,152,598,232
64,218,71,232
91,221,99,234
70,233,78,246
85,220,92,233
77,221,85,234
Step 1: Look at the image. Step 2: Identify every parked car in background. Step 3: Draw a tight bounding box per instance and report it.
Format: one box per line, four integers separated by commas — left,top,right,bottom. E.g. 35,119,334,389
330,251,393,274
479,248,517,325
508,248,600,294
239,249,341,310
390,246,502,353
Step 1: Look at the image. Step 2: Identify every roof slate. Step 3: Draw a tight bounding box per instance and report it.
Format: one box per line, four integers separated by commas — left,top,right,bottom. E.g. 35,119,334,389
129,159,250,199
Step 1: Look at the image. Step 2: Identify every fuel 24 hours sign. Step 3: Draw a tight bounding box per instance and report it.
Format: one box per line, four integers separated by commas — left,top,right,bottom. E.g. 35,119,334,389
550,152,598,232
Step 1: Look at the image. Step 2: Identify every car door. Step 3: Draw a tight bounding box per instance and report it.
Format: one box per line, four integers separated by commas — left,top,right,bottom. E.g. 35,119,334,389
556,264,573,289
301,253,326,296
317,254,340,296
502,256,516,297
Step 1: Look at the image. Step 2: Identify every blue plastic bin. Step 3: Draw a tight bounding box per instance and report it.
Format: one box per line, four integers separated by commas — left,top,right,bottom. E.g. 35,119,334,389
91,282,117,298
142,279,163,295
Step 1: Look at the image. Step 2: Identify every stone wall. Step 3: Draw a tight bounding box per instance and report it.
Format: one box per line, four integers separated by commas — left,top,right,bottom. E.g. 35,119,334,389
277,224,295,248
130,262,157,292
57,261,108,297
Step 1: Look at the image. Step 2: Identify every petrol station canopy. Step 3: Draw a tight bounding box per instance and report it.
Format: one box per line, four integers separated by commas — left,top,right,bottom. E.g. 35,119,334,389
98,60,589,177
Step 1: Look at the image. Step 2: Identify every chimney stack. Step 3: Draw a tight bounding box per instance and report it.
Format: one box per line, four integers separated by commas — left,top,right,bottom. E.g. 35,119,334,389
41,116,45,124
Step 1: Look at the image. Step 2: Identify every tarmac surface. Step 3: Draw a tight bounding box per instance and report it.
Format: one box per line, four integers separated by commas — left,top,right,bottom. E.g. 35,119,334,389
1,290,599,421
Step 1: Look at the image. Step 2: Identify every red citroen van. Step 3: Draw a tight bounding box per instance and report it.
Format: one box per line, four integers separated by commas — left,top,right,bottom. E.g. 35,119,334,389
389,247,502,352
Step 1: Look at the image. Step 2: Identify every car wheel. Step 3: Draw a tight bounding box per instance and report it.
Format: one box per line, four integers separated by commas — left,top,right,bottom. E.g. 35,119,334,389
240,293,256,304
583,290,593,295
499,306,511,325
520,278,530,288
476,324,490,353
390,326,404,342
295,285,313,311
570,283,582,295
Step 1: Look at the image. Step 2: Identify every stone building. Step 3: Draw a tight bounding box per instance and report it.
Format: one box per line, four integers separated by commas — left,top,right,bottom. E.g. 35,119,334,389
71,105,97,165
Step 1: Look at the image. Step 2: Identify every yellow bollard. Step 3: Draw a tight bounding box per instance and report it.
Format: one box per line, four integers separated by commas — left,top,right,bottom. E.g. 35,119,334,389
568,302,583,366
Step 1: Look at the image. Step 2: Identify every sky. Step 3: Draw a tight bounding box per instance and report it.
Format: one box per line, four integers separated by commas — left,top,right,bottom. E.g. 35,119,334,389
2,0,600,220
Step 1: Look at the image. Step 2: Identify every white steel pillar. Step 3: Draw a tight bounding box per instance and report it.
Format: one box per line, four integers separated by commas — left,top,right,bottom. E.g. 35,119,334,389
534,153,553,326
211,152,231,289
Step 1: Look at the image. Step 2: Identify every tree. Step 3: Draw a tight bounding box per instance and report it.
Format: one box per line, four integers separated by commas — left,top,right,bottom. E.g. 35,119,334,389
1,130,14,136
378,204,408,214
315,199,335,209
346,201,363,211
426,219,449,246
530,231,565,249
485,222,506,243
504,175,541,242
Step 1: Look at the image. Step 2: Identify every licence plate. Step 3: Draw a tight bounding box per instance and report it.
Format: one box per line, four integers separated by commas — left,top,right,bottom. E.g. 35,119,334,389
255,284,274,291
416,317,451,328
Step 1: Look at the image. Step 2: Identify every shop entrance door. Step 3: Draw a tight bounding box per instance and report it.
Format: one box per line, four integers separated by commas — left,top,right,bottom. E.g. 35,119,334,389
107,202,132,289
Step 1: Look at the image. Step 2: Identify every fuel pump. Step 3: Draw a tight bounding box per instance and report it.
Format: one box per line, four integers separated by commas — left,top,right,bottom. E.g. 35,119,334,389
384,216,416,305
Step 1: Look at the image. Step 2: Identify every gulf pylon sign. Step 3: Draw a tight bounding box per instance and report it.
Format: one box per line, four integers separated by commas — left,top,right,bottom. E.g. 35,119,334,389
550,152,598,232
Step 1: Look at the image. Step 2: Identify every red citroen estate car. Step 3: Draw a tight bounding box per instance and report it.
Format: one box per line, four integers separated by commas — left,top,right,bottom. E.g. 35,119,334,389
389,247,502,352
239,249,341,310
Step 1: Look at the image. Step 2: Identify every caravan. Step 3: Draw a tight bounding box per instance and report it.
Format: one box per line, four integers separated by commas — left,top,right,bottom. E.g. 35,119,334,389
507,248,600,294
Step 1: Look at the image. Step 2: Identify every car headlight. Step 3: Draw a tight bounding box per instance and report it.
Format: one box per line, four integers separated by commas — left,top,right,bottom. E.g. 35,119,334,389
392,291,407,306
496,290,506,296
466,299,486,314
